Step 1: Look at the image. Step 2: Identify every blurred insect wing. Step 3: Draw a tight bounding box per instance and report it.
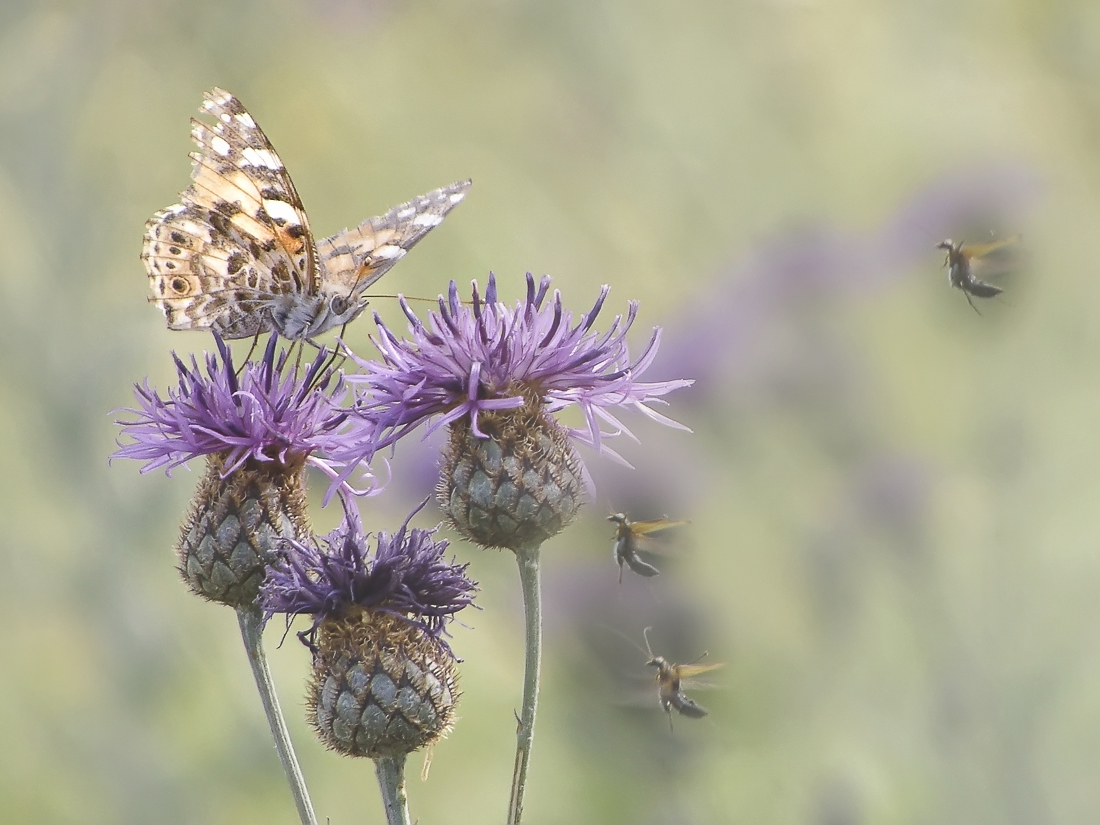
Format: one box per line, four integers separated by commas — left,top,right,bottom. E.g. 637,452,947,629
960,234,1021,262
611,514,685,582
627,518,690,537
676,662,724,679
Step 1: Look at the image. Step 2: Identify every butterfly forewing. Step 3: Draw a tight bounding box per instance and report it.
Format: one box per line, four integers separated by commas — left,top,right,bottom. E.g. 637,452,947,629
194,90,316,285
317,180,472,299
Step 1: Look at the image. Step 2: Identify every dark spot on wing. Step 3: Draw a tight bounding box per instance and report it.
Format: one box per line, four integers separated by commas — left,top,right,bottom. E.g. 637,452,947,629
227,252,246,274
221,96,246,116
209,212,231,236
272,260,291,287
260,208,286,227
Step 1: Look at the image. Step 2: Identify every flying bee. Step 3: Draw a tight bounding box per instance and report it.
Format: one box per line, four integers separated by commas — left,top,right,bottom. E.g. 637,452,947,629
643,627,723,731
936,235,1021,314
608,513,689,583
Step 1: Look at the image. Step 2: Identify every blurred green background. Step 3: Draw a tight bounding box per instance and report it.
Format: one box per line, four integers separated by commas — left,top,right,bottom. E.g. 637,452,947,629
4,0,1100,822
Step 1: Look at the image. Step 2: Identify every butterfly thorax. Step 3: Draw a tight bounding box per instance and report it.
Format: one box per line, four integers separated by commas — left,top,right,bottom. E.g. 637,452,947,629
270,278,369,340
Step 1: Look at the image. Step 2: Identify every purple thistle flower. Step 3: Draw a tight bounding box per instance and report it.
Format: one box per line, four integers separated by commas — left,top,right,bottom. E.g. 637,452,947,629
113,335,375,493
341,272,693,467
261,499,477,647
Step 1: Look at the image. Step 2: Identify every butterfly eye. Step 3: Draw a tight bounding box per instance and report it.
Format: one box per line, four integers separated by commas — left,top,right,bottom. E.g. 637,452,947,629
330,295,350,316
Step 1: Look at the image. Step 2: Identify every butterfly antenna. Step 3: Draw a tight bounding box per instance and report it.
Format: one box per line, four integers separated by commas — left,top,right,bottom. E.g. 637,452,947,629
371,292,479,307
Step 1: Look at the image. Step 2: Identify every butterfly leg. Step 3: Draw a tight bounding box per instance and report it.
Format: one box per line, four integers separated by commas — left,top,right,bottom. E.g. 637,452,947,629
235,331,264,377
316,321,351,380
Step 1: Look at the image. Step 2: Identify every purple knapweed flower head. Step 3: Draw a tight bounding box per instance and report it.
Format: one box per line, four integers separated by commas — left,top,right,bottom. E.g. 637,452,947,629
112,335,378,608
113,334,373,489
261,498,477,645
341,273,693,551
262,499,478,759
346,272,691,461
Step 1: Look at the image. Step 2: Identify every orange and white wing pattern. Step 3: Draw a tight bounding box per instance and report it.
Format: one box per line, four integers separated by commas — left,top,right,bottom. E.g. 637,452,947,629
316,179,471,299
142,88,320,339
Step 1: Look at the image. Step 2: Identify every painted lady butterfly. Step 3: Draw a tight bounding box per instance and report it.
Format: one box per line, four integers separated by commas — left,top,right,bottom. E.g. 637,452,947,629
142,88,470,339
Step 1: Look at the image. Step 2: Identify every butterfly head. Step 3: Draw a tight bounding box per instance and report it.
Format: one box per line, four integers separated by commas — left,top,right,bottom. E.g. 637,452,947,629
320,282,371,328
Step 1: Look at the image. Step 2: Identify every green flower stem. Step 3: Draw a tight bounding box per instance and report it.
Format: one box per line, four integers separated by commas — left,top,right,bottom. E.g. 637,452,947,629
507,542,543,825
374,755,411,825
236,605,319,825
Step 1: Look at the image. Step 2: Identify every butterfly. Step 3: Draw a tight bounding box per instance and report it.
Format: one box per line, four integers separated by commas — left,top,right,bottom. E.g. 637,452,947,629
936,235,1020,314
142,88,470,340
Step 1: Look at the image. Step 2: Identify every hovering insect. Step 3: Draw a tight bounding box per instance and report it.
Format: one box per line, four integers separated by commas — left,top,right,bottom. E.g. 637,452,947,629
936,235,1021,314
642,627,723,731
608,513,689,583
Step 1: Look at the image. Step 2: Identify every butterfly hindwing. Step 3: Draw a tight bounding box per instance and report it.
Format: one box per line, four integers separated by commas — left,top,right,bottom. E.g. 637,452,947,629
317,179,471,298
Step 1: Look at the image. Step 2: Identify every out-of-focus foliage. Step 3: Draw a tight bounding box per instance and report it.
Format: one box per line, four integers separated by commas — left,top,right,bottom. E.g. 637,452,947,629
3,0,1100,822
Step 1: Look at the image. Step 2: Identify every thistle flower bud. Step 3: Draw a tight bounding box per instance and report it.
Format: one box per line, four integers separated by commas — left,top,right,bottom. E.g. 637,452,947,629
178,454,310,607
261,503,477,759
439,399,583,550
309,607,458,758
